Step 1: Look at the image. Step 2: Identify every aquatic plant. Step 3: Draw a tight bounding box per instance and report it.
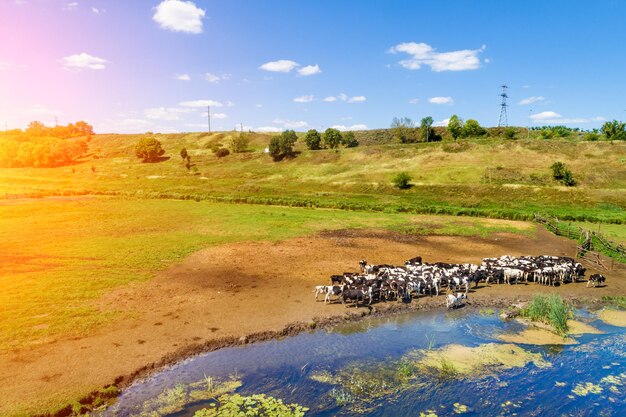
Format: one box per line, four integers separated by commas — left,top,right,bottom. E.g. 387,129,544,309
520,294,571,335
438,357,458,380
193,393,308,417
572,382,603,396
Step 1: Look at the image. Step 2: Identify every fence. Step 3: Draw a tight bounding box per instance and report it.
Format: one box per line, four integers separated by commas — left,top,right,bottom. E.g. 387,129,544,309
534,213,626,270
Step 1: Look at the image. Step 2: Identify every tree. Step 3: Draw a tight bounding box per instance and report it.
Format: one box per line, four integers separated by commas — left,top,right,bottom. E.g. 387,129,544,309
322,128,342,149
551,161,575,186
447,115,463,140
135,137,165,162
390,117,416,143
304,129,322,150
268,130,297,161
26,121,45,136
392,172,412,189
462,119,486,138
601,120,626,140
230,132,250,153
420,117,434,142
341,131,359,148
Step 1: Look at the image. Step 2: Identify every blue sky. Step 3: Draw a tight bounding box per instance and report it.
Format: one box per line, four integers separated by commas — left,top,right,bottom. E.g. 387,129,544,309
1,0,625,133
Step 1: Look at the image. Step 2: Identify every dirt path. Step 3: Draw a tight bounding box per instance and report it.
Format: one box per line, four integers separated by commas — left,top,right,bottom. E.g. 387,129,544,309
1,226,624,416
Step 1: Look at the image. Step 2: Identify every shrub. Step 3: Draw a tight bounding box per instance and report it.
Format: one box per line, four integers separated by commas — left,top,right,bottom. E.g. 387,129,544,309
341,131,359,148
540,129,554,139
447,115,463,140
503,127,517,140
230,132,250,153
304,129,322,150
180,147,188,160
390,117,417,143
135,137,165,162
215,148,230,158
392,172,412,189
601,120,626,140
551,161,575,186
584,132,600,141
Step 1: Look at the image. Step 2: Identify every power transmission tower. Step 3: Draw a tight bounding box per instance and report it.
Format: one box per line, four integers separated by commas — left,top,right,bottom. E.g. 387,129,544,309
498,85,508,127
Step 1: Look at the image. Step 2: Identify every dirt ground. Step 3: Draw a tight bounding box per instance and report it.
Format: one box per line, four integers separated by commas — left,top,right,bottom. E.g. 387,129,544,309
1,226,624,416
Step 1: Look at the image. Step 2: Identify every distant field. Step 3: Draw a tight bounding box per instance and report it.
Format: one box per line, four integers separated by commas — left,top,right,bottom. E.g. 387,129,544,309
570,221,626,245
0,132,624,223
0,197,534,349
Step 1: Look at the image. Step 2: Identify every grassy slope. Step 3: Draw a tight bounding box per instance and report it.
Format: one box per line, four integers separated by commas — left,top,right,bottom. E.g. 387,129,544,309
0,132,623,222
0,197,533,350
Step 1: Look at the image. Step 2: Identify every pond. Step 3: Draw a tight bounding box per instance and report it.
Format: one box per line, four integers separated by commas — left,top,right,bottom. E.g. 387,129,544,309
101,308,626,417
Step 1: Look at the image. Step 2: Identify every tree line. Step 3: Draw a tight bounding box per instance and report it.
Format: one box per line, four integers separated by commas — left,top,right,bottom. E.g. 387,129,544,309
0,121,93,168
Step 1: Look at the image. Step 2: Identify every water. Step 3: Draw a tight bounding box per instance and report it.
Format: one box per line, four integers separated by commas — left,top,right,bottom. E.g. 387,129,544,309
102,309,626,417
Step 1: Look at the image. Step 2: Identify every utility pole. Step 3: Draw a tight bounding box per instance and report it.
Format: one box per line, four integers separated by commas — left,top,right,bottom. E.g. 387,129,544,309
55,116,58,127
528,109,532,139
240,123,243,132
207,105,211,133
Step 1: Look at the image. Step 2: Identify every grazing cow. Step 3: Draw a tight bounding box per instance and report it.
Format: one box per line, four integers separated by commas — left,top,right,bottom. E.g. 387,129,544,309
587,274,606,288
446,293,467,309
342,288,368,307
405,256,423,266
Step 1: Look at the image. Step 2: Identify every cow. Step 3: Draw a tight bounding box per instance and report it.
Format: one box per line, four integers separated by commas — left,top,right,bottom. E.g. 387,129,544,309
342,287,369,307
446,293,467,309
587,274,606,288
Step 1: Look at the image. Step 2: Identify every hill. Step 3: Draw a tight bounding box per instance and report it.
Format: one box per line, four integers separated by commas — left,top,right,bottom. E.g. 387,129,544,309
0,130,624,222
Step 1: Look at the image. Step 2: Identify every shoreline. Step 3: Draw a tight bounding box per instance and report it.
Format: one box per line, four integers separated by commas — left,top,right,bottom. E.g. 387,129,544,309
44,293,609,417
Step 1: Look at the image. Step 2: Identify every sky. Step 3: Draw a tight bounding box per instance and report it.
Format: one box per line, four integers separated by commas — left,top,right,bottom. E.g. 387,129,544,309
1,0,625,133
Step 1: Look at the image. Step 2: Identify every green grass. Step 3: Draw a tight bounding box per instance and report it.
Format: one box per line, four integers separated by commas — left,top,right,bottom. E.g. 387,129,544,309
0,133,624,223
0,197,534,350
520,294,571,335
601,296,626,309
571,221,626,245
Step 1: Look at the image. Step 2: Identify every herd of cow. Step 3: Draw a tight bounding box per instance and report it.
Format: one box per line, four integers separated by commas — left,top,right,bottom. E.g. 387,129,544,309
314,255,607,308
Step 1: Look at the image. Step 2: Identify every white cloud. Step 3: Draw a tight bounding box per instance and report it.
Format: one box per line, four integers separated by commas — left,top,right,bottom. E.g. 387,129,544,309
293,95,314,103
22,104,61,117
175,73,191,81
409,98,419,104
226,101,235,107
255,104,263,108
153,0,205,34
212,113,228,119
519,96,545,105
179,99,223,108
272,119,308,129
348,96,366,103
204,72,221,83
260,60,299,73
298,64,321,76
322,93,364,103
331,124,368,131
530,111,607,124
62,53,107,70
64,2,78,11
257,126,282,132
144,107,195,121
91,7,104,14
434,118,450,127
389,42,486,72
429,96,454,105
530,111,562,121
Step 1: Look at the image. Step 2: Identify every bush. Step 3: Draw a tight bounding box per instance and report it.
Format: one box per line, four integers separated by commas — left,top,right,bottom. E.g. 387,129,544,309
230,132,250,153
392,172,412,189
215,148,230,158
503,127,517,139
584,132,600,141
180,147,188,160
551,161,575,186
341,131,359,148
461,119,486,138
135,137,165,162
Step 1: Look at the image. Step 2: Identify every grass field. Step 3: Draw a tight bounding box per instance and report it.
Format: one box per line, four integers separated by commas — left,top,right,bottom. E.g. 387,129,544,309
0,133,624,223
0,197,534,350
